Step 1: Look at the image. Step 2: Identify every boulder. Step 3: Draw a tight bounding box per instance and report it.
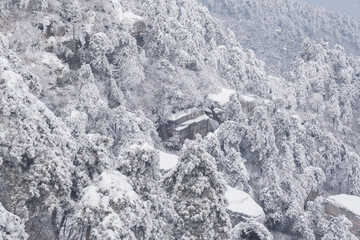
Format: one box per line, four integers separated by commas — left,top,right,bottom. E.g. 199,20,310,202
325,194,360,236
159,108,215,143
225,186,265,224
239,95,256,116
207,87,235,106
158,151,178,171
25,0,43,12
131,20,147,47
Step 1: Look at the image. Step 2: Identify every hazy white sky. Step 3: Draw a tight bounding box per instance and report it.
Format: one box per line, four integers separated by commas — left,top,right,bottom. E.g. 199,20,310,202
298,0,360,19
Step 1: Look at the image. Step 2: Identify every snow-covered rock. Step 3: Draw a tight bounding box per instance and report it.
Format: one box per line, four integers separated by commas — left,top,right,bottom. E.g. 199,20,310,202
110,0,143,22
159,108,215,144
325,194,360,236
225,186,265,223
239,95,257,116
207,88,235,106
327,194,360,216
159,151,178,170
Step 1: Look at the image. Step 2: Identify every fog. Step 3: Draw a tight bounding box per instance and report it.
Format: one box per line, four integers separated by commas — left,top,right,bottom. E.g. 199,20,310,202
298,0,360,19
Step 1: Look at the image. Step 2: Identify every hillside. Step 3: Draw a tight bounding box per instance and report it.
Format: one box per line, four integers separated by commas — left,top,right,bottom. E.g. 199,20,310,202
0,0,360,239
198,0,360,75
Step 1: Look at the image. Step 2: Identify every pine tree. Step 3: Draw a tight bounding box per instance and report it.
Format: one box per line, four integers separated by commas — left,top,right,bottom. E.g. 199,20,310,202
75,170,152,240
118,141,176,239
0,69,75,220
0,203,28,240
164,137,231,240
231,220,273,240
321,216,357,240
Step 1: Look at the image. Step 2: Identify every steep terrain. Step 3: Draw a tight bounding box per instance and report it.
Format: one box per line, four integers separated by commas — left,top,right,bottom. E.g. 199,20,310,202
198,0,360,75
0,0,359,239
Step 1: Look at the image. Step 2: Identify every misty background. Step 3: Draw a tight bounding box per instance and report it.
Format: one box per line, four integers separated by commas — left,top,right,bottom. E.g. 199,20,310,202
298,0,360,19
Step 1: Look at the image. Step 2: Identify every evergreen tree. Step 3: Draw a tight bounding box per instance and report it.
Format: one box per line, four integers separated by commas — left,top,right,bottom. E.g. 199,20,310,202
232,220,273,240
321,216,357,240
164,137,231,240
0,69,75,220
0,203,28,240
118,142,176,239
75,170,152,240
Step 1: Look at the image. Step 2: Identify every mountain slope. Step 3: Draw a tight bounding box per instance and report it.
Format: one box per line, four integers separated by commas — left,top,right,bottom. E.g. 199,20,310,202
0,0,359,239
198,0,360,75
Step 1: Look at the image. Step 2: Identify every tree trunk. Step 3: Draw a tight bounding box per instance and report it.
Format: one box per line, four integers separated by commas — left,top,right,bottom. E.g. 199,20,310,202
51,209,68,240
51,209,60,240
85,225,91,240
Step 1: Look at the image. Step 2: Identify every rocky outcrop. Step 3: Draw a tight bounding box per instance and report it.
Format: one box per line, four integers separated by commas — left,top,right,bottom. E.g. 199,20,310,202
225,186,265,225
207,88,257,120
59,39,82,70
239,95,256,116
45,21,66,39
131,20,147,47
325,194,360,236
159,108,215,143
25,0,43,12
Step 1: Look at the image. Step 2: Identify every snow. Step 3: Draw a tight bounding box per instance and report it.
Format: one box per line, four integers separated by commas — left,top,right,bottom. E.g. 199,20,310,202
168,109,195,121
111,0,124,20
111,0,143,21
84,10,96,33
82,185,101,208
127,142,179,170
2,70,22,91
81,171,139,209
123,12,143,20
327,194,360,216
159,151,179,170
128,141,154,151
240,95,256,102
218,45,227,51
181,114,209,125
208,88,236,105
175,114,209,131
0,56,10,70
102,171,139,202
41,52,64,70
213,107,222,114
0,203,28,239
175,125,188,131
225,186,265,221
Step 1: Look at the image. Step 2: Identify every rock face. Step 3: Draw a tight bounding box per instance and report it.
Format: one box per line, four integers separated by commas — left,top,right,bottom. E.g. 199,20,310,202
45,21,66,38
325,194,360,236
131,20,147,47
25,0,43,12
61,39,82,70
159,108,215,143
207,88,257,120
239,95,256,116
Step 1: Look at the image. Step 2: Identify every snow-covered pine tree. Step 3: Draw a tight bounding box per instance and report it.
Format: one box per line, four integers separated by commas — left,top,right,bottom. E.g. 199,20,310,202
0,66,75,239
163,136,231,240
0,203,28,240
75,170,152,240
231,220,273,240
118,141,176,239
321,216,358,240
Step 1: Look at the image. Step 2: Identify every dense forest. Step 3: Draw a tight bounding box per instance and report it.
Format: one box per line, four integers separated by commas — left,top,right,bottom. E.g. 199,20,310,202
0,0,360,239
